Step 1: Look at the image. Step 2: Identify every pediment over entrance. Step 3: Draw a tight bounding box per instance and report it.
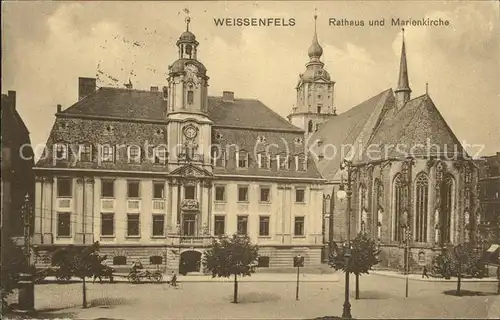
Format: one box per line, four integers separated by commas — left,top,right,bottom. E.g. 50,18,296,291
170,164,213,178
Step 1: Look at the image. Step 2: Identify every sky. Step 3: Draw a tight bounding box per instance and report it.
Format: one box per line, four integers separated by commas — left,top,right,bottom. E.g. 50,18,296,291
2,1,499,158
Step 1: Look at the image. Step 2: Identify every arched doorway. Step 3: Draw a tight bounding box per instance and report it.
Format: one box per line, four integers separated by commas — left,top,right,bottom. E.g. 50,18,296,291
179,250,201,275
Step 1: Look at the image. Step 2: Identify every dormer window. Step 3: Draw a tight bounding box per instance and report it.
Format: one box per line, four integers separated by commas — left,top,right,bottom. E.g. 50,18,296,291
278,154,289,170
237,150,249,168
295,154,306,171
154,146,168,165
79,144,92,162
101,145,115,162
128,146,141,164
211,146,226,167
258,153,269,169
55,143,68,160
187,90,194,104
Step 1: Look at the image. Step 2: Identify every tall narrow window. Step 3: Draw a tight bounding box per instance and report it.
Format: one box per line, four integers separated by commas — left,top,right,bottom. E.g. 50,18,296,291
294,217,305,236
127,181,140,198
259,216,270,236
153,182,165,199
187,90,194,104
307,120,313,133
296,154,306,171
128,146,141,164
152,215,165,237
214,216,225,236
317,105,322,114
237,216,248,235
101,213,114,236
154,146,168,165
440,175,454,244
393,174,404,242
415,173,429,242
57,212,71,236
101,180,114,198
127,214,140,237
55,143,68,160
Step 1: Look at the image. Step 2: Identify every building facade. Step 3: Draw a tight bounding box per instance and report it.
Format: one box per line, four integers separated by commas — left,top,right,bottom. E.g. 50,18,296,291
477,153,500,256
32,20,325,273
1,90,35,242
297,27,478,271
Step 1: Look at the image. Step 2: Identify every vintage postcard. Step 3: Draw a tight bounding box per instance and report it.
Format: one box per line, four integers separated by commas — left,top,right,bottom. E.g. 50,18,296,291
1,1,499,319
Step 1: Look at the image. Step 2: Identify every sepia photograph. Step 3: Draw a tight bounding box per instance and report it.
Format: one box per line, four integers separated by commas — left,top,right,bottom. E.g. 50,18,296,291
1,1,499,319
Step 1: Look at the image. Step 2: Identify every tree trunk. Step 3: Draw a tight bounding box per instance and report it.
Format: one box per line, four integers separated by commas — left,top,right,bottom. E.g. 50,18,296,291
82,277,88,308
233,274,238,303
355,273,360,300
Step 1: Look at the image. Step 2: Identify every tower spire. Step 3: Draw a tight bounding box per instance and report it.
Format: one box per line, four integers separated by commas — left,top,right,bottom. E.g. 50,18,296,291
395,28,411,108
308,11,323,61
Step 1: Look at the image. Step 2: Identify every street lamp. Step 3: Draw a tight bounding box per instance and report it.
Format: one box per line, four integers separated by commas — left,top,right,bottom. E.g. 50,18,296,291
454,244,464,296
338,158,354,319
294,254,304,300
18,193,35,313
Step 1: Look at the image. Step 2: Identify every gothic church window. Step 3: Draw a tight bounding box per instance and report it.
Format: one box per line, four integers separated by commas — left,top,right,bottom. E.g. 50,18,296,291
415,173,429,242
392,173,405,242
440,175,454,244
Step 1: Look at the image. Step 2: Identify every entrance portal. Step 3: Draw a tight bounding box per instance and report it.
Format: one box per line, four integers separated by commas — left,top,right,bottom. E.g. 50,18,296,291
179,250,202,275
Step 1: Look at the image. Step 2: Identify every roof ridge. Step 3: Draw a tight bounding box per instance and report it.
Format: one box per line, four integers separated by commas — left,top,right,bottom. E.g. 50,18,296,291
99,86,163,94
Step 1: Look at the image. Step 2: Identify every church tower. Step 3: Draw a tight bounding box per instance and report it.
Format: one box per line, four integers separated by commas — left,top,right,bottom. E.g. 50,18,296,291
395,28,411,109
165,16,212,169
288,14,336,136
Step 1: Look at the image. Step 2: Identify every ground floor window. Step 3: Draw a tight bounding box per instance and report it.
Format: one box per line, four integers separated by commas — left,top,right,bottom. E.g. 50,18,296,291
258,256,270,267
152,215,165,237
101,213,114,236
214,215,225,236
113,256,127,265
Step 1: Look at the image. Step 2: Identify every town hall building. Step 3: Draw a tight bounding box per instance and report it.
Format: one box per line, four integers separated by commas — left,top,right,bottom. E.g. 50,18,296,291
32,18,325,273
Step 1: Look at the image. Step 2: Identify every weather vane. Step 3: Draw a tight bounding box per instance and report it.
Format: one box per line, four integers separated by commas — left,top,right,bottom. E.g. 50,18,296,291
184,8,191,31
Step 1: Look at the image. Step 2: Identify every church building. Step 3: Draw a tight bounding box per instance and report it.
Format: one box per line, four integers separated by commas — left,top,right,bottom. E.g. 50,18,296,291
290,20,479,270
32,18,326,273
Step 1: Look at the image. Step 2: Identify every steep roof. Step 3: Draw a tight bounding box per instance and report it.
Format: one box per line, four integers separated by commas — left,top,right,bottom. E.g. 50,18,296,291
362,94,467,161
61,87,302,131
308,89,394,181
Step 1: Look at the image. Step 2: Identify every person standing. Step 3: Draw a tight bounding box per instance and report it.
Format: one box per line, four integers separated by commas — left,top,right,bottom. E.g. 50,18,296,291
422,265,430,278
170,271,178,288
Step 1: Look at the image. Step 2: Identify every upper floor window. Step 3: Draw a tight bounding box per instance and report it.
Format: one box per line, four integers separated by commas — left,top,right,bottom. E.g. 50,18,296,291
128,146,141,164
237,150,249,168
184,185,196,199
101,145,115,162
237,216,248,235
79,144,92,162
153,182,165,199
317,105,322,114
101,180,114,198
295,188,305,203
57,178,72,197
154,146,168,165
294,216,305,236
214,216,225,236
238,185,249,202
307,121,313,133
187,90,194,104
215,186,226,202
260,186,271,203
127,181,140,198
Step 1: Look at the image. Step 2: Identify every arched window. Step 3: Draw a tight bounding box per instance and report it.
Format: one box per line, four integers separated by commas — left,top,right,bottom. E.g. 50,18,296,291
307,120,313,133
359,184,367,233
374,179,384,239
392,174,404,242
415,173,429,242
440,175,454,244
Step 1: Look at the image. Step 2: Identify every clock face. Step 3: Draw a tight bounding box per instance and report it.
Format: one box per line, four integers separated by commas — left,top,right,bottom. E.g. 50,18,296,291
184,125,197,139
185,63,198,74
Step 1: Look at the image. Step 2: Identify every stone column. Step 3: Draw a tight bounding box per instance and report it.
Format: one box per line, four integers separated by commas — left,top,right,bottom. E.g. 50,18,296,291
33,176,44,243
84,177,95,243
75,177,84,237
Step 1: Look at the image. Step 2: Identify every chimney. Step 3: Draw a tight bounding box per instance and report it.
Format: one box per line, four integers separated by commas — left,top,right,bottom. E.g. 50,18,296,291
57,104,62,113
8,91,16,110
78,77,96,100
150,86,159,92
222,91,234,103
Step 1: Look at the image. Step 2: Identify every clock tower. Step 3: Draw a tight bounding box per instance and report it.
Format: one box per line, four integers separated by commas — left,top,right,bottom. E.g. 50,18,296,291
287,14,336,137
165,17,213,169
